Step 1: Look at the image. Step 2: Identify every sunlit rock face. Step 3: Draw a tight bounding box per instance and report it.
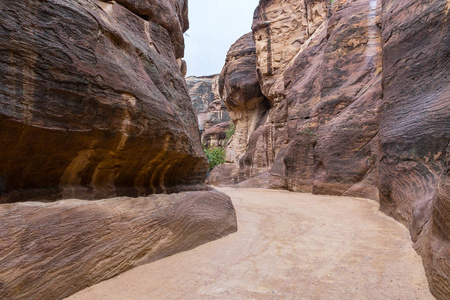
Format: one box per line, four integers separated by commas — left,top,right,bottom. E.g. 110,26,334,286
0,0,207,201
379,0,450,298
0,1,238,299
186,75,230,147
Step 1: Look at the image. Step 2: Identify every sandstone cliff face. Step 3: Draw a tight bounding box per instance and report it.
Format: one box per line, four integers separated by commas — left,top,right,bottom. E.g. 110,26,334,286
379,0,450,297
253,0,328,101
0,0,238,299
211,0,449,297
219,33,269,165
0,0,204,202
214,0,382,196
186,75,230,146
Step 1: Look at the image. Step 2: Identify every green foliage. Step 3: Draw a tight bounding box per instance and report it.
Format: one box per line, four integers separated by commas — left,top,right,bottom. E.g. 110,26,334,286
203,144,226,170
225,122,236,141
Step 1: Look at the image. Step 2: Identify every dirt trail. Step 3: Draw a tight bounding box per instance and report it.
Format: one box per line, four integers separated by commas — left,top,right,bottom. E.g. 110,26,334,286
67,188,434,299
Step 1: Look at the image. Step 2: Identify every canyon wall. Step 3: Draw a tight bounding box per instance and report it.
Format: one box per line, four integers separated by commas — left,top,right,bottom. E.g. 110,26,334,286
210,0,449,297
0,0,237,299
213,0,382,197
0,0,204,201
379,0,449,298
219,33,269,166
186,75,230,146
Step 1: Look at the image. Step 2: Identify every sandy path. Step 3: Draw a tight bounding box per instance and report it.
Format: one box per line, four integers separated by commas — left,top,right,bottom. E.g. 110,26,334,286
67,188,434,299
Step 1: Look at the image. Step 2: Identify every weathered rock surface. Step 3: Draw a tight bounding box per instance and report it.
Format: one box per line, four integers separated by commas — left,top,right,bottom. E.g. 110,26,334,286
208,163,239,186
186,75,230,146
253,0,328,100
283,0,382,198
0,189,237,300
202,121,231,147
0,0,239,299
379,0,450,297
210,0,449,297
215,0,382,196
0,0,205,202
218,33,270,167
114,0,189,59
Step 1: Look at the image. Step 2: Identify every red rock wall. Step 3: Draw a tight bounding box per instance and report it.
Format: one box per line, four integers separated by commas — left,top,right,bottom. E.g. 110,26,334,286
379,0,450,297
0,0,206,202
219,33,270,166
213,0,449,297
0,1,238,299
216,0,382,197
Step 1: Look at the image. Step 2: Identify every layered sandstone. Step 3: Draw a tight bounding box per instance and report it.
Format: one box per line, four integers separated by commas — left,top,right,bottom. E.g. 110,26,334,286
0,0,238,299
0,190,236,300
219,33,269,165
215,0,382,197
210,0,449,297
379,0,450,297
253,0,328,101
186,75,230,146
0,0,204,201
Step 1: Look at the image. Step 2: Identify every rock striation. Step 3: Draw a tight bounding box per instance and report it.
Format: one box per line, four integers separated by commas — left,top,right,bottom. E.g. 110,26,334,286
379,0,450,297
186,75,230,146
0,189,236,300
0,0,238,299
210,0,449,297
219,33,270,166
213,0,382,197
0,0,204,202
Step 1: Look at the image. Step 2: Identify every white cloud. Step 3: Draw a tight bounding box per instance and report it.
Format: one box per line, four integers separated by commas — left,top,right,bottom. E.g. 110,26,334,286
184,0,259,76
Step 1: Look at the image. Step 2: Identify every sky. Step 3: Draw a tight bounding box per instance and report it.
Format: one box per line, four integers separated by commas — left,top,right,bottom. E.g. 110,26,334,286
184,0,259,77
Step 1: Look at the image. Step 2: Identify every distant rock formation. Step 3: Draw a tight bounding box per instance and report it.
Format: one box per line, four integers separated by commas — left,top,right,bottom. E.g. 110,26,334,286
209,0,449,297
0,0,237,298
186,75,231,147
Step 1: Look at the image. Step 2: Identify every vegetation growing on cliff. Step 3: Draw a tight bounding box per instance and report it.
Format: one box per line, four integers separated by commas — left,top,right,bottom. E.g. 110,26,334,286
203,144,226,170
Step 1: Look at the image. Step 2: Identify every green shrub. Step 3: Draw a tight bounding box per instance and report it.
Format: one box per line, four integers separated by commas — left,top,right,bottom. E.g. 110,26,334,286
203,144,226,170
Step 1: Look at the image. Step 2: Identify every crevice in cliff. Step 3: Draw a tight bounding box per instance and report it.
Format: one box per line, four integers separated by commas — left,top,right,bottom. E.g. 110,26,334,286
256,8,273,76
304,0,310,37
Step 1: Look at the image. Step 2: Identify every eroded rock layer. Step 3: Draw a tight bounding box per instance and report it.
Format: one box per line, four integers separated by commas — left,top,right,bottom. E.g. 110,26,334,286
0,0,205,202
0,1,239,299
211,0,449,297
379,0,450,297
219,33,269,167
215,0,382,196
0,189,237,300
186,75,230,146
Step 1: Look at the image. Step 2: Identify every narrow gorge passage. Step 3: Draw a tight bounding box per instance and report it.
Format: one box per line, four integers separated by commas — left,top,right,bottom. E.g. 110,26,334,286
67,188,433,299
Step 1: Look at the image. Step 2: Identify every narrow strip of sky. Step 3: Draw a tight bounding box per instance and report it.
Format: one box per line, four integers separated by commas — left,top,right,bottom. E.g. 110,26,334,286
184,0,259,77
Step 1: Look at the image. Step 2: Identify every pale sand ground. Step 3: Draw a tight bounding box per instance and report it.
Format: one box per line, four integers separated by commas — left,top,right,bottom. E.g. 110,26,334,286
66,188,434,300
